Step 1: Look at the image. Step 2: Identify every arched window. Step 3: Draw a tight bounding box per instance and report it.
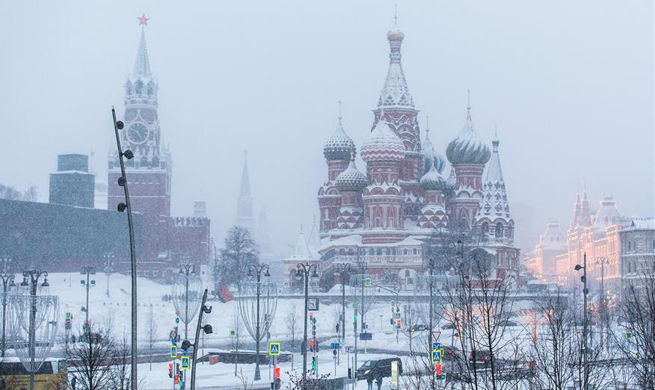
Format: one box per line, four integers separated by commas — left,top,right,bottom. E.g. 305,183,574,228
339,249,345,255
376,248,382,256
135,81,143,96
386,248,391,255
369,248,374,256
413,248,418,255
403,249,408,256
496,223,504,238
405,270,410,278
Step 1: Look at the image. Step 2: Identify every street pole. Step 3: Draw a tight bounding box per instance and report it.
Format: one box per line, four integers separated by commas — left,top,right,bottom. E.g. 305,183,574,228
22,269,49,390
428,257,435,390
81,266,95,328
336,263,351,342
1,272,15,357
296,262,317,390
246,263,270,381
575,253,589,390
111,108,139,390
190,288,211,390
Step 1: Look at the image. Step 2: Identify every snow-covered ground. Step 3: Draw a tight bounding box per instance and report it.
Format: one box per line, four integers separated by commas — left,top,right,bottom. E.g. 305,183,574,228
1,272,533,389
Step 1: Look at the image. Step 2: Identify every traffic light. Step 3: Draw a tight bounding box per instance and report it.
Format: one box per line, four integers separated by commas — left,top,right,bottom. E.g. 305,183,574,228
436,364,442,376
274,367,280,380
311,356,316,371
168,363,173,378
310,339,315,352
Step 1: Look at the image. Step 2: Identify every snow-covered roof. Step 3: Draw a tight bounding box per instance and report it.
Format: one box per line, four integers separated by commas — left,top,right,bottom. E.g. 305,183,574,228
538,221,566,249
591,196,621,231
361,113,405,162
477,137,512,222
621,218,655,232
324,116,356,161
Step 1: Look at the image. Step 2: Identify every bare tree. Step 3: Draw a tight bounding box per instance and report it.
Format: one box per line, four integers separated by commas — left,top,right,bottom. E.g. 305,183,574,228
235,367,253,390
108,334,131,390
526,295,577,390
615,269,655,389
285,305,300,370
66,324,116,390
231,310,245,376
220,226,259,292
145,304,158,371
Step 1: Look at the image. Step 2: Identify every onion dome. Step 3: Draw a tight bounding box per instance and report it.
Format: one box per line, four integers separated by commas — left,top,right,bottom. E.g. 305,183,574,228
442,166,457,195
323,116,356,161
336,155,368,191
361,111,406,162
420,151,446,191
446,100,491,165
421,120,446,174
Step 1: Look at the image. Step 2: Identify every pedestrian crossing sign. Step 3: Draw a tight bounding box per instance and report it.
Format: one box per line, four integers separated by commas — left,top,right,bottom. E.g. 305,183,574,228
364,278,372,287
229,329,236,337
269,342,280,356
180,356,190,370
431,350,441,364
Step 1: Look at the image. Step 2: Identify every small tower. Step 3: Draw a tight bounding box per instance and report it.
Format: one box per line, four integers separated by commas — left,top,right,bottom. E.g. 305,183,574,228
476,134,514,243
318,113,356,233
445,96,491,230
235,151,255,235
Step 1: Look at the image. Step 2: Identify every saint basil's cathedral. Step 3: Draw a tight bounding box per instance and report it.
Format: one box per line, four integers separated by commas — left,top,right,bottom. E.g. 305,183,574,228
286,18,520,289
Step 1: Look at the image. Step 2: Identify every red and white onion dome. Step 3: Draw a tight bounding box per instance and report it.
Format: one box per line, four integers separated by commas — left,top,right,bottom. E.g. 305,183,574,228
323,117,356,161
360,113,405,162
335,158,368,192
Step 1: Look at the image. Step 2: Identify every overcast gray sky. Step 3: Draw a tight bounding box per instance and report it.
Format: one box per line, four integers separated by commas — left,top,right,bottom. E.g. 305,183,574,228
0,0,653,254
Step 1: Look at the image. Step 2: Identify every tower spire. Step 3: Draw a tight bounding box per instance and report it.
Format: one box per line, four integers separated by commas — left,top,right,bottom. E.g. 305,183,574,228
378,8,413,108
132,15,152,79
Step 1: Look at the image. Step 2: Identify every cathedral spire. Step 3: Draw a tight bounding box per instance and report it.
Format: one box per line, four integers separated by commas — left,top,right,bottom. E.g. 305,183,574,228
132,15,152,80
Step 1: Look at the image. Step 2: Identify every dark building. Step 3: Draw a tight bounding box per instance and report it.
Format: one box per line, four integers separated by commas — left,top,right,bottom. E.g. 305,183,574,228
0,198,142,272
49,154,95,208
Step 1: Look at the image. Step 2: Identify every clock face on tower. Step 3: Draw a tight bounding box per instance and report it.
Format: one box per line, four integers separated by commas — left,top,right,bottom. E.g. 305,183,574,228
126,123,149,145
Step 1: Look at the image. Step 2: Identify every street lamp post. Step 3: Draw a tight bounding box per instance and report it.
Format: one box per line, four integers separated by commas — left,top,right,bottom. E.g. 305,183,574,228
104,254,114,298
80,265,96,328
21,269,50,390
595,256,609,351
296,262,318,390
335,263,352,342
1,271,16,357
111,109,139,390
248,263,270,381
179,263,196,340
574,253,589,390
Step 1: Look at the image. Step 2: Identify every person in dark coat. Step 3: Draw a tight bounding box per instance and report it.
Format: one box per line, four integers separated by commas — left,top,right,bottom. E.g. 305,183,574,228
375,371,383,390
366,373,373,390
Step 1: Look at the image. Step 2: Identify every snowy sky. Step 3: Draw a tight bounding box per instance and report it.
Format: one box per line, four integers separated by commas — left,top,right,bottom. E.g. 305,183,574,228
0,0,653,254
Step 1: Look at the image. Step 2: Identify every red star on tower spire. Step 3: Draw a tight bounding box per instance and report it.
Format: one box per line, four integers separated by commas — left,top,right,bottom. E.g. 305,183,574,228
138,14,149,27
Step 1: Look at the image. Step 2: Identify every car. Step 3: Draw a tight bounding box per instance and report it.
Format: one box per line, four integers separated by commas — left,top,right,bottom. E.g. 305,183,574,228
356,358,403,380
408,324,429,332
499,320,519,327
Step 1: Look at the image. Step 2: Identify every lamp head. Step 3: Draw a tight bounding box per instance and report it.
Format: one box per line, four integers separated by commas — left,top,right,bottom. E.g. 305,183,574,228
21,277,28,287
294,270,302,281
574,264,582,271
264,268,270,278
311,268,319,279
41,278,49,287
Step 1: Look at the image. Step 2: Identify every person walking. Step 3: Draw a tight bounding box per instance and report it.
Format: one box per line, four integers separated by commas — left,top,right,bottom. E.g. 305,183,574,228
366,373,373,390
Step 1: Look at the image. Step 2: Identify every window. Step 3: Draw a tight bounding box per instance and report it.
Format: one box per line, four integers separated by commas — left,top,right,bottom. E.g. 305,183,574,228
405,270,410,278
339,249,345,255
369,248,374,256
652,240,655,251
413,248,418,255
496,223,504,238
403,249,408,256
386,248,391,255
628,242,632,251
376,248,382,256
348,249,354,256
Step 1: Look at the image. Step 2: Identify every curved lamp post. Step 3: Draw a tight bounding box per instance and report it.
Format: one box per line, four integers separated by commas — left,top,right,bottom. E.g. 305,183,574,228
1,271,16,357
296,263,318,389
